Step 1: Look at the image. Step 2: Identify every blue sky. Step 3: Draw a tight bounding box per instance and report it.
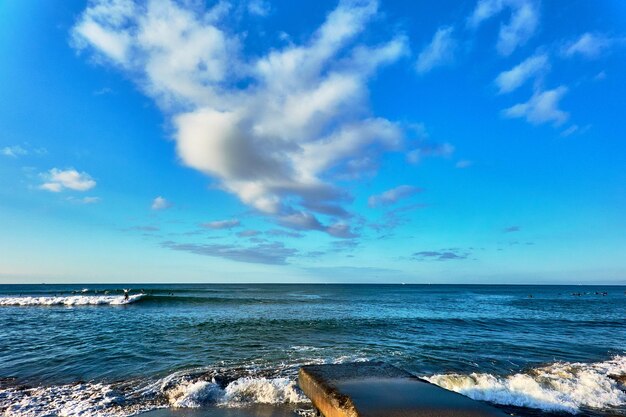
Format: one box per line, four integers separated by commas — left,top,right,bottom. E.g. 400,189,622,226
1,0,625,284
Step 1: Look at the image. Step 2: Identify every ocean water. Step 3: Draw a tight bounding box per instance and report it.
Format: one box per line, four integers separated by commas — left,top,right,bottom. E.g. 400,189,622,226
0,284,624,417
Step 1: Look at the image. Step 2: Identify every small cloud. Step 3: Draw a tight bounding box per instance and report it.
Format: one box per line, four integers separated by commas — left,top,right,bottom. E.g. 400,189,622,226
277,212,358,238
326,223,357,239
495,53,550,94
124,225,160,232
503,86,569,126
1,145,28,158
562,33,622,59
412,248,470,261
247,0,270,16
332,239,359,251
266,229,304,238
201,219,241,230
560,125,578,137
407,142,454,164
416,26,456,74
594,71,607,81
93,87,114,95
456,160,473,169
151,196,172,210
503,225,520,233
237,229,260,237
68,196,101,204
468,0,539,56
40,168,96,192
81,196,101,204
560,124,591,138
368,185,421,208
162,240,296,265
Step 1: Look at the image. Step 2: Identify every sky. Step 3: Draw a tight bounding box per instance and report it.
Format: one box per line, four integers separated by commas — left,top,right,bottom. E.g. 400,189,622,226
0,0,625,284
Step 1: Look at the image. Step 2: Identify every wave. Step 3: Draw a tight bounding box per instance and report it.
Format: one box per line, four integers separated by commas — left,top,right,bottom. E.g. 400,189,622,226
2,357,625,416
0,293,325,307
163,376,306,408
0,294,144,306
0,368,311,417
426,355,626,413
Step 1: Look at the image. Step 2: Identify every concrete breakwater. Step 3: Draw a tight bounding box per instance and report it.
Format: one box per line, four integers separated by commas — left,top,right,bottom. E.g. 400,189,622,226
298,362,508,417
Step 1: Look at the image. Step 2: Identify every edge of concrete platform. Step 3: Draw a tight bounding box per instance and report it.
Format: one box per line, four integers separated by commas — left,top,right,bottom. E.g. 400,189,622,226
298,362,509,417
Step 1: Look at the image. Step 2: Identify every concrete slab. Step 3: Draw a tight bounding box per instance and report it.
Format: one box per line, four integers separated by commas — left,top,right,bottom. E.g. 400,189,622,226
298,362,508,417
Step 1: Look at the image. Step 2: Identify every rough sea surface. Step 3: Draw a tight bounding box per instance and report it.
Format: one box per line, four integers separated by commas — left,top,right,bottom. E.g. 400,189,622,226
0,284,624,417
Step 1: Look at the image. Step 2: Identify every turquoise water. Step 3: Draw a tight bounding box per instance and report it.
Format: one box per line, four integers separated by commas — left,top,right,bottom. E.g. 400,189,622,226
0,284,624,416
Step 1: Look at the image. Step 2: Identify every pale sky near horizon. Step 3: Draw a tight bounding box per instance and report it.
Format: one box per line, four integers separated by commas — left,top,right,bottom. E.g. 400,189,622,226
1,0,625,284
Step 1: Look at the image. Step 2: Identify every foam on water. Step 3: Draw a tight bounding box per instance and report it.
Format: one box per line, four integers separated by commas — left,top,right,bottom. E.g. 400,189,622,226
0,294,144,306
2,356,625,416
426,355,626,413
164,377,307,408
1,372,309,417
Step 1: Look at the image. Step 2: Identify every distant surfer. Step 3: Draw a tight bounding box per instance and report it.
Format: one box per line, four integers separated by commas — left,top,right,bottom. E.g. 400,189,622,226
123,289,129,301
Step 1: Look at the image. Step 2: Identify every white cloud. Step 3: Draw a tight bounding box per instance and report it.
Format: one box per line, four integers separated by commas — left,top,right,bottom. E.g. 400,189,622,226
407,142,454,164
416,26,456,74
201,219,241,229
562,33,622,59
456,160,473,168
81,196,101,204
73,0,408,237
468,0,539,56
1,145,28,158
40,168,96,192
151,196,172,210
495,53,549,94
248,0,270,17
67,196,102,204
368,185,421,207
503,86,569,126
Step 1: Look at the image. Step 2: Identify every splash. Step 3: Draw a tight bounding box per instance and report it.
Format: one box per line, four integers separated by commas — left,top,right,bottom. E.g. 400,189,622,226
426,355,626,413
0,294,144,307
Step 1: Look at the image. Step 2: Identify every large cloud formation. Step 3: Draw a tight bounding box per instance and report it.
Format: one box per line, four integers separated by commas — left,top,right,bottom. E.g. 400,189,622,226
73,0,408,237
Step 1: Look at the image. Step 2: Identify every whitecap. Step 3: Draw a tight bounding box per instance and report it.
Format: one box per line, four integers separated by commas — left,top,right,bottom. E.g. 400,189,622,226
426,355,626,413
0,294,144,307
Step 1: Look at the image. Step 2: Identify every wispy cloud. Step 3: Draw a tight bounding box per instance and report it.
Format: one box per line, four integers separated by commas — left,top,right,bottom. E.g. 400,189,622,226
201,219,241,230
162,240,297,265
67,196,101,205
237,229,261,237
495,53,549,94
2,144,47,158
1,145,28,158
503,86,569,126
503,225,520,233
248,0,270,17
151,196,172,210
468,0,539,56
72,0,408,237
266,229,304,238
407,142,454,164
368,185,421,208
416,26,456,74
562,33,623,59
455,160,473,169
40,168,96,192
124,225,160,232
412,248,470,261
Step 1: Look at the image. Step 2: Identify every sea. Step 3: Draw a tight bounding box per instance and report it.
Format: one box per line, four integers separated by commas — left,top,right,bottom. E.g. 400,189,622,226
0,284,624,417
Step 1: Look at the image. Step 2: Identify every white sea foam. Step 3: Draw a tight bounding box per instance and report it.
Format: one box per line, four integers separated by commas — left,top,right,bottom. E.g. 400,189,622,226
0,294,144,307
426,355,626,413
0,382,134,417
163,376,308,408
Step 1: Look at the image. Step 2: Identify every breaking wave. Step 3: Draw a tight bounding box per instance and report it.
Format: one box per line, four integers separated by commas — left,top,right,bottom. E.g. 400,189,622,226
0,369,310,417
0,294,144,306
426,355,626,413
